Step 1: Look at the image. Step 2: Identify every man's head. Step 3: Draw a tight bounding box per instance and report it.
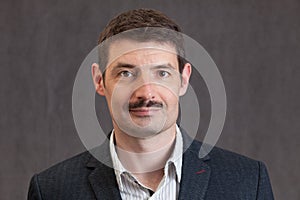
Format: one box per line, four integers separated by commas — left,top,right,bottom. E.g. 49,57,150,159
98,8,186,78
92,9,192,137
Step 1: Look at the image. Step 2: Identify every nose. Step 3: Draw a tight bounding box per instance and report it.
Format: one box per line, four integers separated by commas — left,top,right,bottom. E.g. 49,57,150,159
132,83,156,100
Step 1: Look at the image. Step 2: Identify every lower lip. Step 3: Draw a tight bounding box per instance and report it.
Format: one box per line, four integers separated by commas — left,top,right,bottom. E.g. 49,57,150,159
129,108,161,117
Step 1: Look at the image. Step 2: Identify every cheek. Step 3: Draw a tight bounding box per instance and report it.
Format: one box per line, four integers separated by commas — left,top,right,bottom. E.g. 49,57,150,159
109,85,134,108
160,90,179,107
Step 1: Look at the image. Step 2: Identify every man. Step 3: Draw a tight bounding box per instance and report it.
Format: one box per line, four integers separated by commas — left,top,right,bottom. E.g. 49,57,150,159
28,8,274,199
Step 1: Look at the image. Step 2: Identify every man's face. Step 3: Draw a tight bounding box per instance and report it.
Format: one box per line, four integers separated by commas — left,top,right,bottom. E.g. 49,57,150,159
92,39,191,138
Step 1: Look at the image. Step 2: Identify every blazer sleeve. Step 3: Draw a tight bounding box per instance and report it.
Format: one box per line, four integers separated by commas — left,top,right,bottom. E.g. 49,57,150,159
27,174,43,200
257,161,274,200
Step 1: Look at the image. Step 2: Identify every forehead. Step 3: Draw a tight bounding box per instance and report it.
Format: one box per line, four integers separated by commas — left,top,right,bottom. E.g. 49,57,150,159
107,39,178,68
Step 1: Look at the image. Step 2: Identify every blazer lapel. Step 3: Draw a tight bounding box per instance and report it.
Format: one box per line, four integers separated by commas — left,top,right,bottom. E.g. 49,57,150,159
86,139,122,200
87,164,122,200
179,129,211,200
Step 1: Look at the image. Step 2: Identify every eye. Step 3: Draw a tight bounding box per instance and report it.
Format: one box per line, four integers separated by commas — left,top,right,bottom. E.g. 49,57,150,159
119,71,133,78
158,70,170,78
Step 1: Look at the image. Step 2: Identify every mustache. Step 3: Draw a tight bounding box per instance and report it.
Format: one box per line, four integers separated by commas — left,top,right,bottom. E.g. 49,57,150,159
129,99,163,109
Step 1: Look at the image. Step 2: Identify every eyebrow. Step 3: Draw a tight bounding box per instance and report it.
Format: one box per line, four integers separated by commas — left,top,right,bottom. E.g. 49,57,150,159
111,63,136,70
108,63,135,75
151,63,176,70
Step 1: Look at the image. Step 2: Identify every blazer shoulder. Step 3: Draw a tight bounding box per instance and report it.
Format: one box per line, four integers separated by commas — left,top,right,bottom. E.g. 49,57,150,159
38,151,92,177
182,129,262,168
211,145,259,164
29,151,94,199
190,139,269,176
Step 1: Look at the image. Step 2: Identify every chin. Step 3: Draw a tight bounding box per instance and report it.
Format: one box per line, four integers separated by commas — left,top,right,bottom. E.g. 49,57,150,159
118,121,166,138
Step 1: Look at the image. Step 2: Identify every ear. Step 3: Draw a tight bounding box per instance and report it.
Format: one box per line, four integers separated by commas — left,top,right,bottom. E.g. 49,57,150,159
179,63,192,96
91,63,105,96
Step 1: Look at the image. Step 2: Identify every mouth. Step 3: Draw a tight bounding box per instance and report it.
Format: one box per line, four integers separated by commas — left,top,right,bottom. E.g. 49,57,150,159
129,107,161,117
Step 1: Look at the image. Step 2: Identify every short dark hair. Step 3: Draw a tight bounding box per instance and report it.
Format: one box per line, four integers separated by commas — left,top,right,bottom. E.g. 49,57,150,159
97,8,186,78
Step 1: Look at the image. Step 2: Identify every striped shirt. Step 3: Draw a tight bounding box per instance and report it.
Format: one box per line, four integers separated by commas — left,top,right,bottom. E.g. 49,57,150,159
109,125,183,200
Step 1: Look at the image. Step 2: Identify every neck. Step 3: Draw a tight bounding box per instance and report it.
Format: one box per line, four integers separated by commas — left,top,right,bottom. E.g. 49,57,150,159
113,124,177,173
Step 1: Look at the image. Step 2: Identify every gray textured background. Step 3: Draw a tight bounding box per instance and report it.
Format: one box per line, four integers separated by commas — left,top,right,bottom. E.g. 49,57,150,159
1,0,300,199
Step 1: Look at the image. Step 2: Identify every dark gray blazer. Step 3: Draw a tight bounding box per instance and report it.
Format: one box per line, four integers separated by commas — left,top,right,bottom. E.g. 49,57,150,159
28,131,274,199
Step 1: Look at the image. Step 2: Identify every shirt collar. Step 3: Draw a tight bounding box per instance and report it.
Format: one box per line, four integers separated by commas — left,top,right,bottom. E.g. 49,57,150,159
168,125,183,182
